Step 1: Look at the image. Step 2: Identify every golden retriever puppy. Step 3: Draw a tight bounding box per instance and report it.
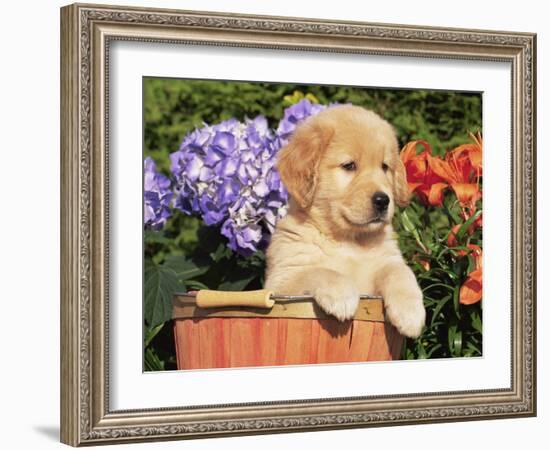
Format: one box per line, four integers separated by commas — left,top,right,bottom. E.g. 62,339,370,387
265,105,425,338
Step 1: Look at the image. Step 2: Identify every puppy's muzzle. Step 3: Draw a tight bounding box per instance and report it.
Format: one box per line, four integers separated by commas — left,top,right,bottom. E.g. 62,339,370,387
372,191,390,213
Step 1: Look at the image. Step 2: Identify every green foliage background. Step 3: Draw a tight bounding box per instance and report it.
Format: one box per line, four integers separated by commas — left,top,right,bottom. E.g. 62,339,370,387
144,77,482,371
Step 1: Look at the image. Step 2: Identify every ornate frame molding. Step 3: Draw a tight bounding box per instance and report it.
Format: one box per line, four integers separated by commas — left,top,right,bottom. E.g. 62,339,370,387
60,3,536,446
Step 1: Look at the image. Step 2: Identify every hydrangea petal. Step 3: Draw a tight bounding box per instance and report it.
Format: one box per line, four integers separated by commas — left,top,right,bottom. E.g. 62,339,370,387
143,157,173,230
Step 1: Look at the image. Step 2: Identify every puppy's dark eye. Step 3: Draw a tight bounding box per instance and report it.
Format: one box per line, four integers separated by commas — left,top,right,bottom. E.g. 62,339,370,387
341,161,357,171
382,163,389,172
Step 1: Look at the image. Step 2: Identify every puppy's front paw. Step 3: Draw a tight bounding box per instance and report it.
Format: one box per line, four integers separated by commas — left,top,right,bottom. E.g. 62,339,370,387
314,284,359,322
385,294,426,338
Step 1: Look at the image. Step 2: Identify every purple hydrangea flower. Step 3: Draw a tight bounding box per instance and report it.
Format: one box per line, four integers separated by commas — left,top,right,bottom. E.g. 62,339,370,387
169,99,328,256
275,98,327,144
144,157,173,230
170,116,288,256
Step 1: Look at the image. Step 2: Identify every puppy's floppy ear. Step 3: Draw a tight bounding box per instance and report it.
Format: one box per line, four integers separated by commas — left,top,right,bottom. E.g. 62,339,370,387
393,156,411,207
277,121,331,209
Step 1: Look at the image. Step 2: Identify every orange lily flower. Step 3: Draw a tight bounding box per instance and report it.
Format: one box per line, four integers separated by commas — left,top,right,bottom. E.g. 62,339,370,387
453,131,482,177
431,133,483,210
460,268,482,305
459,245,483,305
400,141,449,206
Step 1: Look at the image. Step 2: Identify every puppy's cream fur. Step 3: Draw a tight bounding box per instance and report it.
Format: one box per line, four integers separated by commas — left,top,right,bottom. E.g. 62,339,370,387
265,105,425,338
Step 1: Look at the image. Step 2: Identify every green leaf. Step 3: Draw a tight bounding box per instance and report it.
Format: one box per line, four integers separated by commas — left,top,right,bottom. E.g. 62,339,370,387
401,209,418,237
185,280,210,291
417,273,448,284
144,262,181,327
422,282,454,294
466,254,476,275
453,330,463,356
430,294,451,327
428,267,459,281
144,347,165,371
465,341,481,356
416,341,428,359
218,274,257,292
210,243,231,262
144,323,164,347
163,255,209,281
444,203,461,224
470,310,483,333
448,324,463,356
452,285,461,318
426,343,443,358
455,209,482,242
144,229,172,245
448,324,457,354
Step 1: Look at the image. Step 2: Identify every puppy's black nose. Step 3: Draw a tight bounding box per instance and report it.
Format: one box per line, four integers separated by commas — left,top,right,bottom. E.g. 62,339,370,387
372,192,390,212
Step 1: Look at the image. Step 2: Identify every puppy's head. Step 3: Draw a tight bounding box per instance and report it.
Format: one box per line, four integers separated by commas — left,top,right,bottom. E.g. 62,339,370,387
277,105,409,236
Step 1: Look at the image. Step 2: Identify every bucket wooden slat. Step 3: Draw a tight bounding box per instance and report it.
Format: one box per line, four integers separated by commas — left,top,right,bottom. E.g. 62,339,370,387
174,316,403,370
347,320,374,361
315,320,350,364
309,319,321,365
173,294,402,369
258,318,278,365
366,322,393,361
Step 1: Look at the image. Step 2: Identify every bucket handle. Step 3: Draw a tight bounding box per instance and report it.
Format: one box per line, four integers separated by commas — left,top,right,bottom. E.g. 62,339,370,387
178,289,382,309
195,289,275,309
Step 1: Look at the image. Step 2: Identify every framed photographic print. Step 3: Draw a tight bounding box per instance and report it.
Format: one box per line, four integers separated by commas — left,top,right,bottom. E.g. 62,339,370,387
60,2,536,446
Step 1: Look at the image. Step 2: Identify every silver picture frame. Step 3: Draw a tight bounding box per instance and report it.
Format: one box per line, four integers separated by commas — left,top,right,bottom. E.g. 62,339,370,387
60,2,536,446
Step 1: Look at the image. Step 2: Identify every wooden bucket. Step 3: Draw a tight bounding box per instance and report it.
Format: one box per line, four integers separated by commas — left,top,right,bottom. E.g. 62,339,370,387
172,290,403,369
